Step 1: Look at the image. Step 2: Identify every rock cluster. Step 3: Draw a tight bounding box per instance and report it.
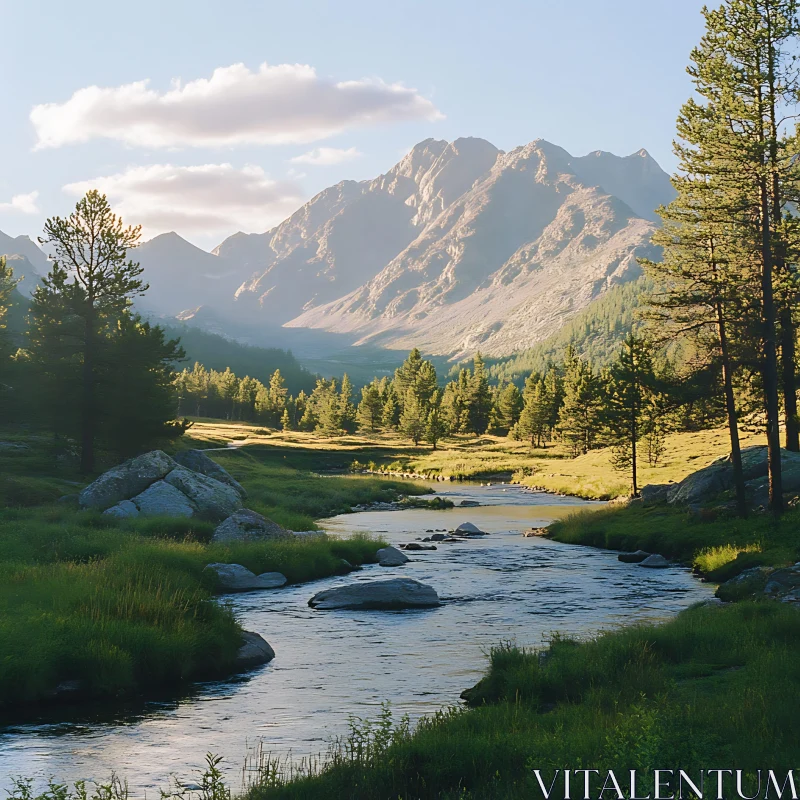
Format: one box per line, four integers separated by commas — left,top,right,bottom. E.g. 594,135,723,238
716,564,800,604
80,450,245,522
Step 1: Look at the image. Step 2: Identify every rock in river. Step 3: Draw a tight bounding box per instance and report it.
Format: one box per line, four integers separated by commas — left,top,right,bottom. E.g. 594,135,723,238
213,509,294,543
639,554,670,568
235,631,275,670
455,522,487,536
376,545,409,566
401,542,437,551
205,563,288,592
308,578,440,610
618,550,651,563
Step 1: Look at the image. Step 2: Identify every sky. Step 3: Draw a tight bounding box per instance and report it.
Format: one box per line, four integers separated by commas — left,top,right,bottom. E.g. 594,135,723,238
0,0,708,251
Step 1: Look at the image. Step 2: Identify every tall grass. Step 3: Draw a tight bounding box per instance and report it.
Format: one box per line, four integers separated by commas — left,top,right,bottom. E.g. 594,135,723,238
0,505,383,708
237,603,800,799
547,503,800,578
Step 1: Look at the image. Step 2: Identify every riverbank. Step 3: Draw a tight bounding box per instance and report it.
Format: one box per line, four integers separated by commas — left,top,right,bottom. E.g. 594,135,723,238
237,497,800,798
0,430,426,711
182,420,767,500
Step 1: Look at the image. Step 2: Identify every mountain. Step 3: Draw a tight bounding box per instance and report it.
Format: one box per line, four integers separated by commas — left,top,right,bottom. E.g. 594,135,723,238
0,231,49,296
217,137,502,323
282,139,671,358
134,232,256,318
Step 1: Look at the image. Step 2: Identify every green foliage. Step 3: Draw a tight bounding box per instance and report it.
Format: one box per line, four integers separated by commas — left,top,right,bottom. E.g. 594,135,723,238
162,324,316,395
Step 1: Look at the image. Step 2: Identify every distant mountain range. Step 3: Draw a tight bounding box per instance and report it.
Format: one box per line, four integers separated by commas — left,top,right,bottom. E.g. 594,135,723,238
0,136,675,361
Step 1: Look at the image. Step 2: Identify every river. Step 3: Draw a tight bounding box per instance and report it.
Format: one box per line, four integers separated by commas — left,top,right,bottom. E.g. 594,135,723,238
0,482,714,793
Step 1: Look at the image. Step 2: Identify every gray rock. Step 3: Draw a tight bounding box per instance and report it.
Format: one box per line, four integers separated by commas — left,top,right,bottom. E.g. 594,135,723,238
79,450,176,510
174,449,247,499
212,509,293,544
164,466,243,521
205,563,287,592
102,499,140,519
459,500,481,507
669,446,800,507
293,530,327,538
376,545,410,567
455,522,487,536
430,533,447,542
639,554,670,568
131,480,196,517
618,550,651,563
308,578,440,610
639,484,671,505
401,542,437,551
235,631,275,670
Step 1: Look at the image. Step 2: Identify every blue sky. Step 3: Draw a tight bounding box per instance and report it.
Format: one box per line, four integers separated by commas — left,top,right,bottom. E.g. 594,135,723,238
0,0,707,249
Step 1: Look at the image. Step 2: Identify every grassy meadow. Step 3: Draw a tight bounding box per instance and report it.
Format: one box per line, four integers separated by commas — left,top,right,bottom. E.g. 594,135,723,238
0,426,424,711
184,418,767,500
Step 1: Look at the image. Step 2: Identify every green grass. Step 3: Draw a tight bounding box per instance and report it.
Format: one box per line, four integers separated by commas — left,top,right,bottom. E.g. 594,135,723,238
0,505,383,709
547,503,800,580
207,446,426,531
0,429,425,710
238,602,800,799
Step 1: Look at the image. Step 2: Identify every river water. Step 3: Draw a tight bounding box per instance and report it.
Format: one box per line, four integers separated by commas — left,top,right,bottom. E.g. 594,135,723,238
0,483,714,793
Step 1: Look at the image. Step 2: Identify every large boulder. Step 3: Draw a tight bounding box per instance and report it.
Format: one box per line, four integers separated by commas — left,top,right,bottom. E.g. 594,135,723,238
309,578,441,610
102,499,140,519
668,446,800,507
376,546,409,566
455,522,487,536
164,466,243,521
212,509,294,544
79,450,176,510
235,631,275,670
639,484,671,505
174,449,247,499
205,563,288,592
131,480,196,517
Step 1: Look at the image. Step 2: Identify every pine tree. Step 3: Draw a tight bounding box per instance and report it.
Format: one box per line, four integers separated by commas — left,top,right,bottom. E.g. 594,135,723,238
268,369,289,425
516,376,552,447
0,256,18,362
97,315,187,457
495,382,523,434
38,191,145,471
399,389,426,445
466,353,492,434
339,373,357,433
557,355,605,456
281,407,293,431
603,335,658,496
672,0,800,510
381,386,400,430
357,381,384,432
424,390,447,450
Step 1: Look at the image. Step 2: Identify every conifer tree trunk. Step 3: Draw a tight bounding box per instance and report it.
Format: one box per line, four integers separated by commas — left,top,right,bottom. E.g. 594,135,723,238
80,304,96,474
759,182,784,511
716,299,748,516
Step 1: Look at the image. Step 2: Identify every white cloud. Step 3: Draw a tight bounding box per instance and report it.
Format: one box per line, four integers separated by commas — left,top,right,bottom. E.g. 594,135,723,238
290,146,362,166
63,164,304,237
31,63,443,150
0,191,40,214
